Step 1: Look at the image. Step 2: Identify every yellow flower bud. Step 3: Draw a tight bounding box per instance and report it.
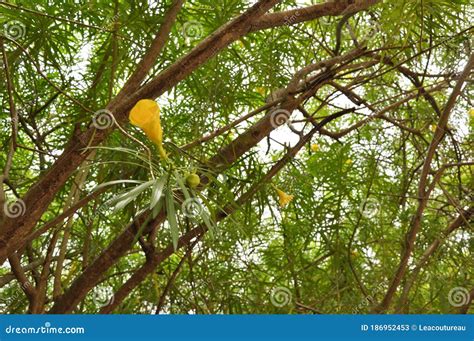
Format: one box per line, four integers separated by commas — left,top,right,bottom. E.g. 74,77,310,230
274,187,294,208
129,99,167,159
256,87,265,96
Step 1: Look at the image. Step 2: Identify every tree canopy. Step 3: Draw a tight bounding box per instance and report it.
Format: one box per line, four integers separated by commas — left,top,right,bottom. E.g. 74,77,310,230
0,0,473,314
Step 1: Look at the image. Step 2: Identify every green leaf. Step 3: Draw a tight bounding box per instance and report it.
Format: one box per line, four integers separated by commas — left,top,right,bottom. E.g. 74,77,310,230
92,179,143,192
132,214,152,245
151,197,164,219
195,192,217,236
166,188,179,251
174,170,192,201
109,180,155,212
150,176,166,210
201,208,216,238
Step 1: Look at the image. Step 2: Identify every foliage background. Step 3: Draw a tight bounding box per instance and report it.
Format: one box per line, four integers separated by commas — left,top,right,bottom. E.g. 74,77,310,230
0,0,472,314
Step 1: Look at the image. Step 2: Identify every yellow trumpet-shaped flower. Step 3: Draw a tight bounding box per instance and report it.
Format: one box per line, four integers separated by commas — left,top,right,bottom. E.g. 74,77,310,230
274,187,294,208
129,99,167,159
256,87,266,96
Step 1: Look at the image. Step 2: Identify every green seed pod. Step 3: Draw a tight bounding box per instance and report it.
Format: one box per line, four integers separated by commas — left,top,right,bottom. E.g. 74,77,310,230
186,173,200,188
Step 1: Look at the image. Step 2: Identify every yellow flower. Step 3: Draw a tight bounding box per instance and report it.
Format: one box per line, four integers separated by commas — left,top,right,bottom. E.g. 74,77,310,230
129,99,167,159
469,108,474,118
311,143,319,152
256,87,266,96
345,159,353,165
274,187,294,208
429,124,437,133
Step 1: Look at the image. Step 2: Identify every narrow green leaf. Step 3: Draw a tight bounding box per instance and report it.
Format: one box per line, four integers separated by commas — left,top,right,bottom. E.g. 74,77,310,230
92,179,143,192
152,198,163,219
201,209,216,238
108,180,155,207
174,171,191,201
132,214,152,245
112,196,136,213
166,188,179,251
150,176,166,210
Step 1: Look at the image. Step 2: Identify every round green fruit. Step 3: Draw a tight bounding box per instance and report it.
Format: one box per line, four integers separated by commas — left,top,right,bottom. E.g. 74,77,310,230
186,173,200,188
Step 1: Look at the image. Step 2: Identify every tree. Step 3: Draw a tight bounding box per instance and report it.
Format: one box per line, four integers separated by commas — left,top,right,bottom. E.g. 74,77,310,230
0,0,472,314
